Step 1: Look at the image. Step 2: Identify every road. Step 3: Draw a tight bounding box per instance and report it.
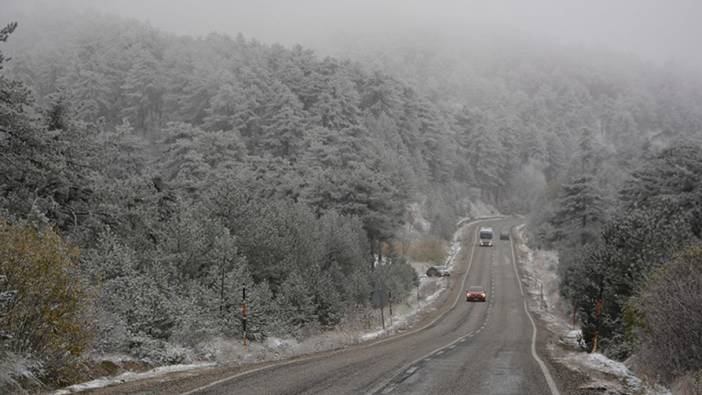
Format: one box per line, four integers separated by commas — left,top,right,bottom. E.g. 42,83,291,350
79,218,559,395
173,218,559,395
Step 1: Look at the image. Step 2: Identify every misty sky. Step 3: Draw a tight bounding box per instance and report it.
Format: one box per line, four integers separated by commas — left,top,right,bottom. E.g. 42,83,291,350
5,0,702,68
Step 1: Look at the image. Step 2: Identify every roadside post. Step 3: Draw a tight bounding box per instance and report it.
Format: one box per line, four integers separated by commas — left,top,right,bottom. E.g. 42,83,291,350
242,283,248,352
380,285,385,329
388,290,393,326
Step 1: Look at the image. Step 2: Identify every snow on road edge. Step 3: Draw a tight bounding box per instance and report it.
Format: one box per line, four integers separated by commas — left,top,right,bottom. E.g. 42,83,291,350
52,363,216,394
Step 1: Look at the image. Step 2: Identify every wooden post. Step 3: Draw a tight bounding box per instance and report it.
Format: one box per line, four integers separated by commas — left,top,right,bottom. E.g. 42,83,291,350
388,290,393,327
380,284,385,329
242,283,248,352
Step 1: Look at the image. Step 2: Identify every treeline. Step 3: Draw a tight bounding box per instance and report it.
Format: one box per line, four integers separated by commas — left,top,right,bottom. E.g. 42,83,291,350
337,34,702,211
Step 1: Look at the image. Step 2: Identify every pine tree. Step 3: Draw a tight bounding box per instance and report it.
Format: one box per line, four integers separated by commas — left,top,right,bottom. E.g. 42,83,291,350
276,271,316,336
551,175,605,245
120,47,163,136
257,81,307,159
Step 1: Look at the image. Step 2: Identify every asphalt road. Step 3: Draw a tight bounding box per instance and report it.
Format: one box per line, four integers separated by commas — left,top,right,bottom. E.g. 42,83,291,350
177,218,559,395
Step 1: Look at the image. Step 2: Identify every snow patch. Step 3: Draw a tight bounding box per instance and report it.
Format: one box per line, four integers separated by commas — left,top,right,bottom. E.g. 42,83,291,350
560,329,585,349
557,352,670,395
52,362,215,394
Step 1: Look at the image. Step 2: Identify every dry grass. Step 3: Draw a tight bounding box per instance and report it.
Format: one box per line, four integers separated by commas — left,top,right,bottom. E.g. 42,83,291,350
404,238,448,264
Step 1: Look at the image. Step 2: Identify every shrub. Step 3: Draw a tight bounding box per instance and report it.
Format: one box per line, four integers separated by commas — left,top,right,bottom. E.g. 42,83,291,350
635,245,702,384
406,238,448,264
0,219,92,379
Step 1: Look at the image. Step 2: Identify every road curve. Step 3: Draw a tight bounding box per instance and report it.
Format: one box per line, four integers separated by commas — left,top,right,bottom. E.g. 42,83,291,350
177,218,558,395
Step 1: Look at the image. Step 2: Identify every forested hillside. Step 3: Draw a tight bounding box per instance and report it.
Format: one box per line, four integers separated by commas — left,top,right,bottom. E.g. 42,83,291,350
327,33,702,385
0,16,462,388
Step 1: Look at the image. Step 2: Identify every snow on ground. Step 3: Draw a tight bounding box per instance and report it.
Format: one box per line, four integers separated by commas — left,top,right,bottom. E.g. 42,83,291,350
514,225,670,395
52,363,216,394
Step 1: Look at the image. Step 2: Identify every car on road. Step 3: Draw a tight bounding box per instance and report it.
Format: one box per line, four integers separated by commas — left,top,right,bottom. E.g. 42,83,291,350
466,286,487,302
500,231,510,240
426,266,450,277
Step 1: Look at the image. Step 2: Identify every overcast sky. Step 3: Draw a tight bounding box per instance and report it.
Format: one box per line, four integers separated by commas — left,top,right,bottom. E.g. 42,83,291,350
5,0,702,68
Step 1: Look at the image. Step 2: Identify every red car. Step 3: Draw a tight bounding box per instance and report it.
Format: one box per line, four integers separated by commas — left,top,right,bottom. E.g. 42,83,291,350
466,286,487,302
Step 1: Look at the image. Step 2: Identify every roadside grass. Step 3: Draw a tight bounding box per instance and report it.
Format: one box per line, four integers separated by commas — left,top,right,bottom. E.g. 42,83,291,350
402,238,448,265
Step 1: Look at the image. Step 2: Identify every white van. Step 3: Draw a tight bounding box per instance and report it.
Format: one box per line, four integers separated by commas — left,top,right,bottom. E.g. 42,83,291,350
479,227,494,247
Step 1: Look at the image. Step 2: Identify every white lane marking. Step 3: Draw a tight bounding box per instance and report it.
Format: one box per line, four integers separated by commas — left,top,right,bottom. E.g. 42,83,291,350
184,218,504,395
510,226,561,395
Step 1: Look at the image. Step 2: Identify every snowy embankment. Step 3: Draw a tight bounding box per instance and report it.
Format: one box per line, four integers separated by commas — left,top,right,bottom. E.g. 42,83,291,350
514,225,670,395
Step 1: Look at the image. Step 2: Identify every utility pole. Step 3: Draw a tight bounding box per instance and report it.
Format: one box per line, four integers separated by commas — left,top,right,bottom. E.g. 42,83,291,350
380,284,385,329
388,290,393,327
242,283,248,352
219,257,225,317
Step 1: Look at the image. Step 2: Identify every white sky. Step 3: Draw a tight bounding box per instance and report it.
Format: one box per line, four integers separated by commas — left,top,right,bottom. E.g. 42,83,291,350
4,0,702,68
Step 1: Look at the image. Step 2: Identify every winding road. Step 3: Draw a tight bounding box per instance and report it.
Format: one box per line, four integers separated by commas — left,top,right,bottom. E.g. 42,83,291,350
83,218,560,395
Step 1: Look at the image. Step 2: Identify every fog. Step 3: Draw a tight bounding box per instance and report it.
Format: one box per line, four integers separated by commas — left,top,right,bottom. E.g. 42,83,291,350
4,0,702,68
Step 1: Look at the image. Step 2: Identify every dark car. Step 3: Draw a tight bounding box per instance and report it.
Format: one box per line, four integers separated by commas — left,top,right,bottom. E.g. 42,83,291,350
426,266,450,277
500,232,510,240
466,286,487,302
